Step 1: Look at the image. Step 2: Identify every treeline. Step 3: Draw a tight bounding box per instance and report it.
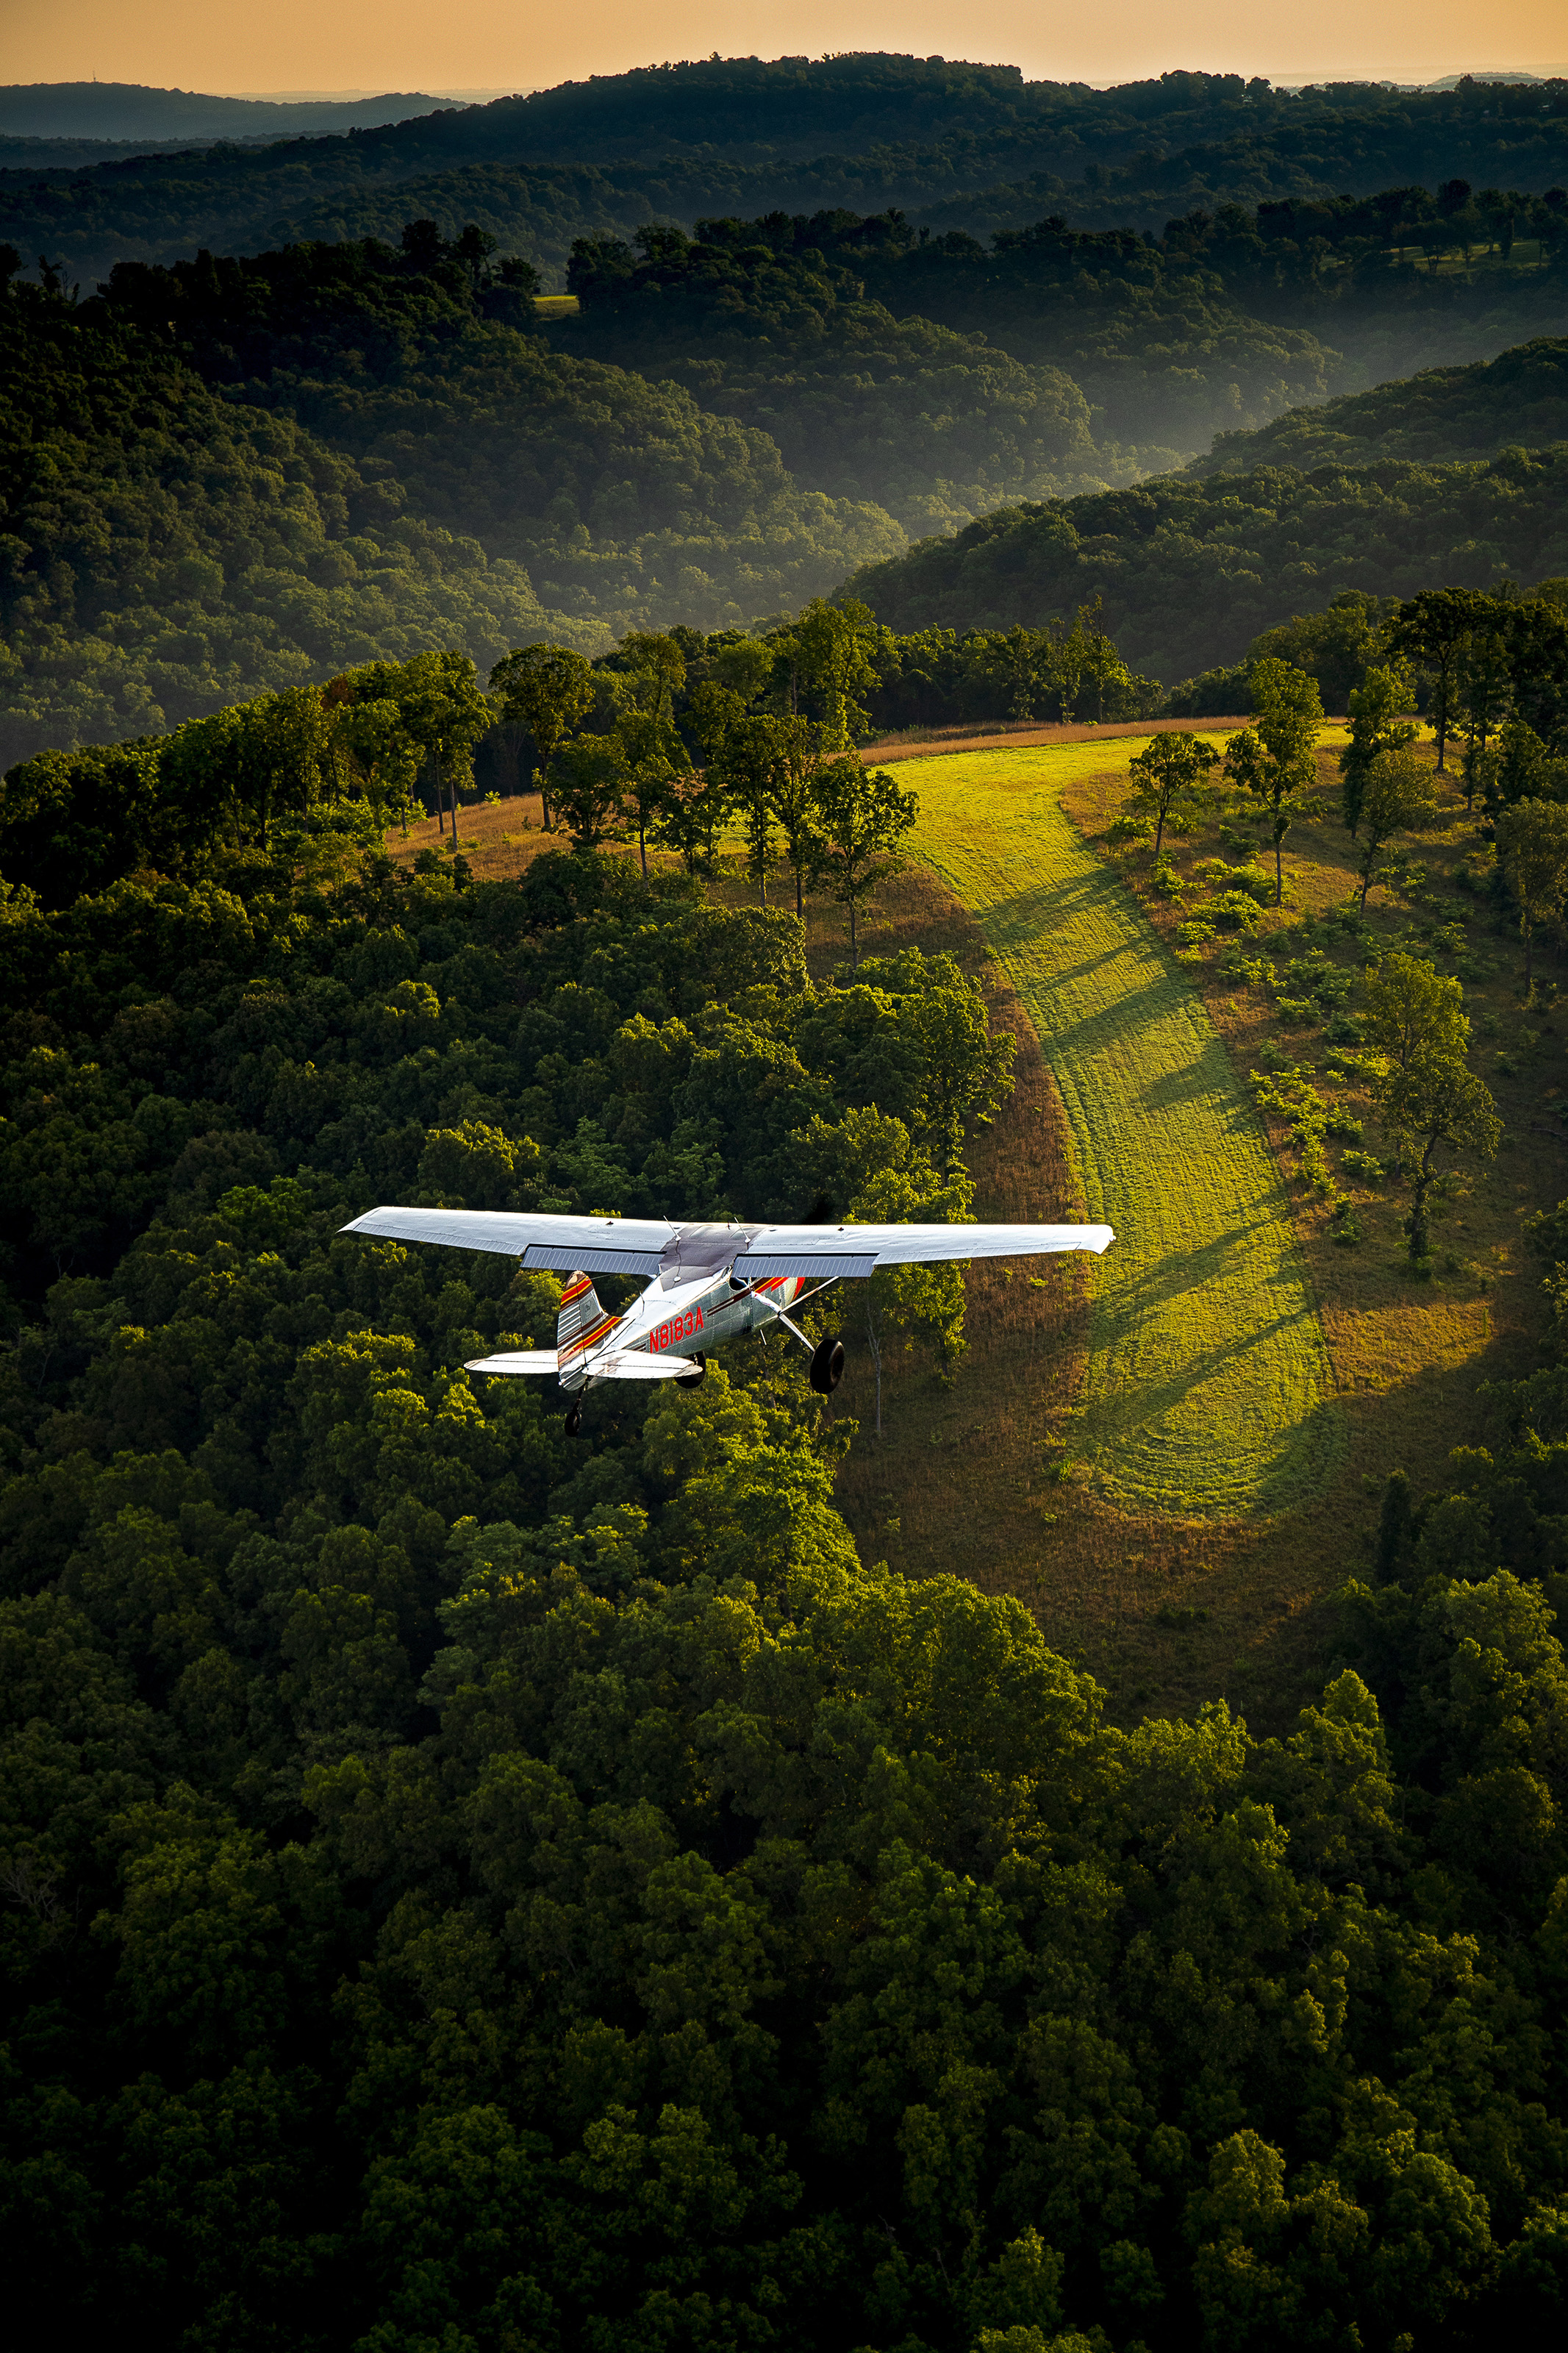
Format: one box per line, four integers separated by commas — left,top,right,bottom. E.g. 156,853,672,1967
2,804,1568,2346
5,59,1567,288
0,602,1159,909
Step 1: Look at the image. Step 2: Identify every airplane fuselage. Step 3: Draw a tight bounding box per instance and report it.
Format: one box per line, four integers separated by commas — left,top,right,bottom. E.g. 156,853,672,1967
575,1268,808,1381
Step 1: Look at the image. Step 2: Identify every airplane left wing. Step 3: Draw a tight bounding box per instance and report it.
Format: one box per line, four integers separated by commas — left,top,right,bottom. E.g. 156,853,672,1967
734,1221,1113,1277
343,1206,676,1277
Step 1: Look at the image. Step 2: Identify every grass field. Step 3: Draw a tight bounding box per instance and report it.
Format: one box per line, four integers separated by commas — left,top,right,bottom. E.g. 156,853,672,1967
909,744,1344,1520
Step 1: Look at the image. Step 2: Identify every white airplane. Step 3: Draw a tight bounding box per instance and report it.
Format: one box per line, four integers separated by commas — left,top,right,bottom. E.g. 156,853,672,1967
342,1208,1114,1434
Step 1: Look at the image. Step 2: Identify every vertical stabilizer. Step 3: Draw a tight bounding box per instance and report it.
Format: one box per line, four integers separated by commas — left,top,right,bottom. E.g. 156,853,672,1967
556,1271,617,1390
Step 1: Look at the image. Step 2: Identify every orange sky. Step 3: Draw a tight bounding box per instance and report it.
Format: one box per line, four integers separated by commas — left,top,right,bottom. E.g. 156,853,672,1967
4,3,1566,97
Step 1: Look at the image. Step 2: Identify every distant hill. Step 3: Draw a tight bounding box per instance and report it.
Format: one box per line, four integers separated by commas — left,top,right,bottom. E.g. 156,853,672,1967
0,81,455,142
1189,335,1568,473
839,443,1568,679
3,60,1566,290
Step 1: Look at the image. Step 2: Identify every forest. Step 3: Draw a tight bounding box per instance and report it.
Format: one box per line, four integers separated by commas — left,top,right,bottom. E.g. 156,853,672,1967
5,55,1568,2351
3,590,1568,2346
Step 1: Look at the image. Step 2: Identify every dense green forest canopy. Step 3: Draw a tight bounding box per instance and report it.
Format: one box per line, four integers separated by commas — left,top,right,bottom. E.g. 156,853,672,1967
842,447,1568,680
0,236,901,768
2,799,1567,2349
4,58,1567,288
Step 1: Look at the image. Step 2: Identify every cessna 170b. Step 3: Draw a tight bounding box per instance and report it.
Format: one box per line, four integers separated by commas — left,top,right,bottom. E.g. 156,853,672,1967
343,1208,1114,1433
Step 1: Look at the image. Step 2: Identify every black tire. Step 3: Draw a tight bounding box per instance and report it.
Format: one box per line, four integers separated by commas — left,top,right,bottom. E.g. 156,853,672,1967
675,1353,707,1390
809,1338,845,1395
565,1399,583,1436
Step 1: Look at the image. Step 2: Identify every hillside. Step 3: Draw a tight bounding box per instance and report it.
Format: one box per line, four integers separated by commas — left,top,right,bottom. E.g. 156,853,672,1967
4,60,1567,288
1190,332,1568,472
0,238,900,767
841,443,1568,676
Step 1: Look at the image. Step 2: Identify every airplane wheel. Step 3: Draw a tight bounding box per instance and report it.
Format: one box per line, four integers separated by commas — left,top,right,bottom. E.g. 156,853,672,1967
809,1338,845,1395
565,1399,583,1436
676,1354,707,1389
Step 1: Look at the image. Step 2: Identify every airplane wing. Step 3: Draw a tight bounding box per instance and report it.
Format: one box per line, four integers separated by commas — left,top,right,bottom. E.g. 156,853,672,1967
464,1349,692,1381
343,1207,676,1277
734,1221,1114,1277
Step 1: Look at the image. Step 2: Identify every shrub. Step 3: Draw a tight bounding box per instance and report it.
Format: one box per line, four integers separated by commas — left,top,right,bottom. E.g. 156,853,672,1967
1192,890,1264,933
1325,1011,1366,1044
1342,1149,1385,1181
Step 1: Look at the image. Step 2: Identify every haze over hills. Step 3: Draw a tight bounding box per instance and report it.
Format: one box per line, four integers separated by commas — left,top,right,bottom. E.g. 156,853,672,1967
0,80,460,143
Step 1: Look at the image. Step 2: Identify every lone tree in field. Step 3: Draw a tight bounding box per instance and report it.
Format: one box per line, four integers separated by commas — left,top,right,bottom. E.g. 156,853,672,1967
1224,657,1322,904
1495,798,1568,990
1125,730,1219,855
810,757,918,968
1375,1051,1501,1262
1351,743,1439,913
489,643,595,831
1340,664,1417,835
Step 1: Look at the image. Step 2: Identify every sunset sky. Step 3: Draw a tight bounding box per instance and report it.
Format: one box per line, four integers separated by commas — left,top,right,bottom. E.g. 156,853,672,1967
5,1,1567,99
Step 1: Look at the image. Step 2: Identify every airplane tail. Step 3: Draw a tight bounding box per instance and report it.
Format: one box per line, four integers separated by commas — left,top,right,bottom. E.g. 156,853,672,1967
556,1271,617,1390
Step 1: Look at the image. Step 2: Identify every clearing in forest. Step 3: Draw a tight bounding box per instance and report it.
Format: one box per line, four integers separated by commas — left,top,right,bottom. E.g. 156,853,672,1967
910,743,1343,1520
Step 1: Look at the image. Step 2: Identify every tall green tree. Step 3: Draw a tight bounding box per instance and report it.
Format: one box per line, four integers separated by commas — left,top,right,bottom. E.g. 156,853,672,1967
1223,659,1322,905
809,755,918,968
1351,743,1439,913
1125,730,1220,856
398,651,493,849
1387,588,1491,772
1340,663,1418,835
1375,1052,1501,1261
1494,798,1568,990
548,733,629,850
488,643,596,832
713,715,781,905
790,599,881,750
1362,951,1469,1071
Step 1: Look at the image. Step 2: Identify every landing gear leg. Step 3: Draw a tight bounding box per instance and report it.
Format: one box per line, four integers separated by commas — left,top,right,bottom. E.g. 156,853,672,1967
809,1338,845,1395
565,1399,583,1436
676,1354,707,1390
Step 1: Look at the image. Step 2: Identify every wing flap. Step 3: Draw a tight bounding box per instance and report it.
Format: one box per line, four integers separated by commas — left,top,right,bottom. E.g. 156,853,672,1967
736,1222,1113,1274
343,1207,673,1268
590,1351,693,1381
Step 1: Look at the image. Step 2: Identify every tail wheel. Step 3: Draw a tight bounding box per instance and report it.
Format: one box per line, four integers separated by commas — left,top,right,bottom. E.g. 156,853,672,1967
565,1399,583,1436
809,1338,845,1395
676,1354,707,1390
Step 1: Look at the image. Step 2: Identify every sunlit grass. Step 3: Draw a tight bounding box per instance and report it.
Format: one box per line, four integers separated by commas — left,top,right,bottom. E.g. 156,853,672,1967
910,742,1344,1520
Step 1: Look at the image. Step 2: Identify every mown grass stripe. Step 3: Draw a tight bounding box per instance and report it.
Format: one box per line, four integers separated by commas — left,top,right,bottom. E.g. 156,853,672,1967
908,743,1343,1520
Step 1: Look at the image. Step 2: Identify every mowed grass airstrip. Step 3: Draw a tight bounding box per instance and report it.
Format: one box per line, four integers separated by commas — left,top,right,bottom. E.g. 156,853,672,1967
909,742,1342,1521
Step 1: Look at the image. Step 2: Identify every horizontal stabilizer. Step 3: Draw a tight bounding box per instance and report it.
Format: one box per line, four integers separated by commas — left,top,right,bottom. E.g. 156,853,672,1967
464,1349,694,1382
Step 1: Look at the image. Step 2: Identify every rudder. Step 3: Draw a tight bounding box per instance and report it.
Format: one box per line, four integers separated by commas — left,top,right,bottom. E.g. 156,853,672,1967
556,1271,617,1390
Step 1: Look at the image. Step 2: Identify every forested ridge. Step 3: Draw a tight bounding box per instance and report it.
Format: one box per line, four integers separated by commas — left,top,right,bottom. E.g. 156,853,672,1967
2,793,1568,2348
6,60,1568,288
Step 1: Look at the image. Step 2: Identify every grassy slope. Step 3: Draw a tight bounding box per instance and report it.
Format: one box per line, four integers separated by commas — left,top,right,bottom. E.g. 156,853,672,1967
909,743,1342,1519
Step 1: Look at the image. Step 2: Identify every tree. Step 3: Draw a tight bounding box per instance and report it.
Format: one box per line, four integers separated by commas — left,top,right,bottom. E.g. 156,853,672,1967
1387,589,1490,772
615,634,690,880
1224,659,1322,904
1454,629,1513,807
1374,1052,1500,1261
1351,744,1439,913
548,734,629,851
488,644,595,832
809,757,918,969
1495,799,1568,990
1125,731,1220,856
713,715,781,905
332,693,422,835
398,651,493,849
1362,951,1469,1071
768,715,831,921
1340,665,1418,835
790,599,881,750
